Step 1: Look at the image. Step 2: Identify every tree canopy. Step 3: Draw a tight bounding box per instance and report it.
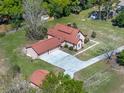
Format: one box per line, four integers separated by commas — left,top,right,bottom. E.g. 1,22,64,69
0,0,23,16
42,72,86,93
117,50,124,65
112,11,124,27
42,0,90,18
23,0,47,40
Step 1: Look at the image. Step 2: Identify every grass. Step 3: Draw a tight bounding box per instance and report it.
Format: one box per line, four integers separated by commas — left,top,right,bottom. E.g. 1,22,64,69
0,31,63,77
75,61,110,80
75,61,124,93
61,47,76,55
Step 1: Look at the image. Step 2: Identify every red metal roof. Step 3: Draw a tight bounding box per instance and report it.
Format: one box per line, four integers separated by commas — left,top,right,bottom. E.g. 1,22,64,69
30,37,63,55
30,69,49,87
47,24,80,45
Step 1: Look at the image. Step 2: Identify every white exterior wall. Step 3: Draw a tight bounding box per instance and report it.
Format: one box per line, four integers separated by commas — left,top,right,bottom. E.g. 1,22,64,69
76,40,82,50
26,48,38,59
78,32,85,45
48,47,60,53
48,35,53,39
74,45,77,49
61,42,66,47
61,42,74,47
30,83,39,88
66,42,74,47
78,32,85,47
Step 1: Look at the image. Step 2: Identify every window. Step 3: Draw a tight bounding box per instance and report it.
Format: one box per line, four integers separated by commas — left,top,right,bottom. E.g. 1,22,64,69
78,43,81,47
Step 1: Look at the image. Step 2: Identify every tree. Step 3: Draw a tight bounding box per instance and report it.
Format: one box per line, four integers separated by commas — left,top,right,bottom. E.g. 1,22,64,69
23,0,47,40
92,0,106,19
80,0,89,9
0,0,23,25
42,0,87,18
42,72,86,93
112,11,124,27
43,0,71,18
117,50,124,65
103,0,118,20
0,0,23,16
90,0,118,20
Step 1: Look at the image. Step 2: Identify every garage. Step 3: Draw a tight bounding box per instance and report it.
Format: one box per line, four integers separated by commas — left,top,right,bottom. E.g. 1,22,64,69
25,37,62,59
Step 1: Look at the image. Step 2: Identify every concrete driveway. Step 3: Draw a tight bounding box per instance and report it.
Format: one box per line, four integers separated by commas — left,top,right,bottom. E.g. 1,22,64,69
39,50,86,77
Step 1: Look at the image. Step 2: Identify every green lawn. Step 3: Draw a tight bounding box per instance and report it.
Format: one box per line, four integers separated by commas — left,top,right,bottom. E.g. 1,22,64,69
47,8,124,61
75,61,124,93
0,31,63,77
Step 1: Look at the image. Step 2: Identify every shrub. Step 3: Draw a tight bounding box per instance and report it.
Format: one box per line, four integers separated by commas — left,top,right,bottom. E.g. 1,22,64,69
84,37,89,44
70,5,82,14
112,11,124,27
64,44,68,48
67,23,72,27
91,31,96,38
67,22,78,28
0,32,6,38
72,22,78,28
69,46,73,51
117,51,124,65
26,26,47,40
74,49,78,52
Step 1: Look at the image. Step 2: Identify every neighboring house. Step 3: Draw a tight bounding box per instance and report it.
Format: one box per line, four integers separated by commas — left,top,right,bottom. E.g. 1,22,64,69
25,24,85,59
30,69,49,88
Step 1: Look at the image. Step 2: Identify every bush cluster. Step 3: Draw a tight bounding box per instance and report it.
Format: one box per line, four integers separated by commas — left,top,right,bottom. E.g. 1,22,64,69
112,11,124,27
91,31,96,38
64,44,68,48
84,37,89,44
69,46,73,51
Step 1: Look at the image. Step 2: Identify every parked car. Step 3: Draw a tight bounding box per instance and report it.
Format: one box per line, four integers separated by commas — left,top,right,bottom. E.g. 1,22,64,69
89,11,114,20
89,11,99,20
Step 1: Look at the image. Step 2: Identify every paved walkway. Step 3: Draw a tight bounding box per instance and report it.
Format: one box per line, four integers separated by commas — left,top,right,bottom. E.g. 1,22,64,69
39,46,124,78
74,40,99,56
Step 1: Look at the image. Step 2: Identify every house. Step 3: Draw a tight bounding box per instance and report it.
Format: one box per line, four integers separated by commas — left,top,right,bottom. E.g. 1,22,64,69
30,69,49,88
47,24,85,50
25,24,85,59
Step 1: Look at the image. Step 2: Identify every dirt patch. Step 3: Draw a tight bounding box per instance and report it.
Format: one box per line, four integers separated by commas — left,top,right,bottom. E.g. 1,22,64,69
0,24,13,32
